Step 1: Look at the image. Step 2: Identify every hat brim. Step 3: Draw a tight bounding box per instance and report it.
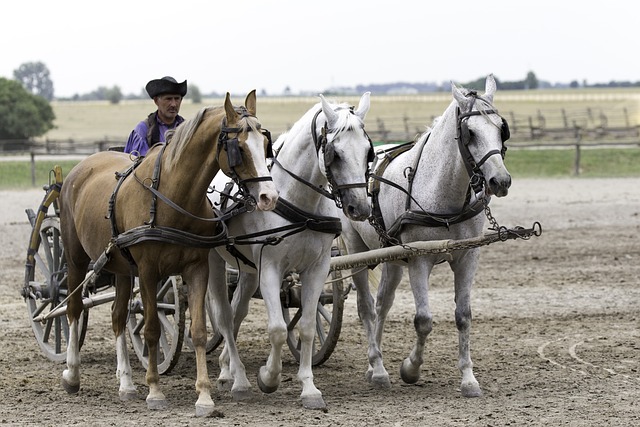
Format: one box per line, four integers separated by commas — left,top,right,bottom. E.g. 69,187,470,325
146,79,187,98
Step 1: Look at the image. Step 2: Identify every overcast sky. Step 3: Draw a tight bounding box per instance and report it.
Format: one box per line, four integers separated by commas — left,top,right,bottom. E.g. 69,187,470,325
2,0,637,97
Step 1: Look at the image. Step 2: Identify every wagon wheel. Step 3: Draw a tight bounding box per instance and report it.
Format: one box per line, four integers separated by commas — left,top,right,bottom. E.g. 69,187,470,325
282,246,346,366
23,214,89,363
127,275,186,375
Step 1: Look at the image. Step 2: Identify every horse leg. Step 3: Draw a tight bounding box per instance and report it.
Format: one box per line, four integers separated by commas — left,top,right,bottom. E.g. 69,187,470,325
352,266,389,388
61,253,90,394
206,251,252,402
256,267,287,395
368,263,404,387
182,263,220,416
400,258,435,384
216,269,257,395
294,267,327,410
112,274,137,400
137,267,167,410
451,249,482,397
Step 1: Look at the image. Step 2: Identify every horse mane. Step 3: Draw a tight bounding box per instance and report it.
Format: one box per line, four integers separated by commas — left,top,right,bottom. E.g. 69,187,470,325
282,100,364,149
165,106,210,166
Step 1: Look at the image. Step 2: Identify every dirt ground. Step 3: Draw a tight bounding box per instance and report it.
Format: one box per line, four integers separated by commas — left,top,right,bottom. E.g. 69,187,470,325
0,177,639,427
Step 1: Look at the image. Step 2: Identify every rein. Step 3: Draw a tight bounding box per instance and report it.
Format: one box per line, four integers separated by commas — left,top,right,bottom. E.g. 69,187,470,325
105,115,271,265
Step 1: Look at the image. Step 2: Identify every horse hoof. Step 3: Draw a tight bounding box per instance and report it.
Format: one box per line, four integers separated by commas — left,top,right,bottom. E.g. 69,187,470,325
301,395,327,411
399,359,420,384
461,384,482,398
146,397,169,411
216,378,232,392
119,389,138,401
232,388,254,402
61,378,80,394
195,403,216,418
371,375,392,389
257,372,278,394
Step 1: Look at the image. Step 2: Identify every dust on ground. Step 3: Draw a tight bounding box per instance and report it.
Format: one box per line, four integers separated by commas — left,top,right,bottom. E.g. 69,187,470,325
0,177,638,426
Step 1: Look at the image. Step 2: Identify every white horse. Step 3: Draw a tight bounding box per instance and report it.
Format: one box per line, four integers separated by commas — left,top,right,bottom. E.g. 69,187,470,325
339,75,511,397
207,92,373,409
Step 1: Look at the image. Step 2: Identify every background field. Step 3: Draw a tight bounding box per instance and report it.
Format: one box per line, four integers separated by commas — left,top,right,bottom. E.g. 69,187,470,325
1,88,639,189
38,88,640,142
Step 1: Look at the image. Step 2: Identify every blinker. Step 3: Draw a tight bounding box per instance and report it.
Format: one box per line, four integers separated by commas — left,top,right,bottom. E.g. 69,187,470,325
226,137,243,168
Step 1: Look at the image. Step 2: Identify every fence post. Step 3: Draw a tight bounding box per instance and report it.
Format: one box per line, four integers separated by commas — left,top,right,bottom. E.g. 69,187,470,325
30,151,36,187
573,134,582,176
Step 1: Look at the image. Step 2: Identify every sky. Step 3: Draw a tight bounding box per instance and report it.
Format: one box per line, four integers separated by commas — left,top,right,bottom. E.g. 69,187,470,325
2,0,638,98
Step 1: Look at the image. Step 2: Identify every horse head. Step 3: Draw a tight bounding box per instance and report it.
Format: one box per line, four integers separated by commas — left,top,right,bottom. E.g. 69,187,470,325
317,92,373,220
452,74,512,197
218,90,278,211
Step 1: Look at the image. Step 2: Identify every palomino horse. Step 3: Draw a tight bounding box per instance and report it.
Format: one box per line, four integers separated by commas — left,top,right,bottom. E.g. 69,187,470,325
207,92,373,409
339,75,511,396
58,91,278,416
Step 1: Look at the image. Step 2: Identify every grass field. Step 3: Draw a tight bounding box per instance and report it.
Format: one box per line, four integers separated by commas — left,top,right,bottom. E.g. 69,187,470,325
1,88,638,189
1,147,639,190
38,88,640,142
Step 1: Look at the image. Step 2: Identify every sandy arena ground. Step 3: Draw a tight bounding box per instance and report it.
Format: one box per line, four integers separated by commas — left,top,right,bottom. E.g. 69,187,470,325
0,177,638,426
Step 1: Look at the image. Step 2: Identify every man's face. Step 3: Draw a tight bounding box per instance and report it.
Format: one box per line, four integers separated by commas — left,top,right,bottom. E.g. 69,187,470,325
155,93,183,124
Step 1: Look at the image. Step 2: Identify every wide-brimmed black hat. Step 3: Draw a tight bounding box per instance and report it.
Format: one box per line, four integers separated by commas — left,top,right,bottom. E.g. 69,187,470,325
145,76,187,98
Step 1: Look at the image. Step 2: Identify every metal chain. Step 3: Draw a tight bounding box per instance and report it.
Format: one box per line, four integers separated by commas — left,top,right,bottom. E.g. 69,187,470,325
364,193,541,262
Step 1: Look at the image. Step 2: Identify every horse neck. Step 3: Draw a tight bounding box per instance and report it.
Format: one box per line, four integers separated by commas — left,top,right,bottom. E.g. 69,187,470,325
158,117,221,214
273,127,330,212
412,103,472,211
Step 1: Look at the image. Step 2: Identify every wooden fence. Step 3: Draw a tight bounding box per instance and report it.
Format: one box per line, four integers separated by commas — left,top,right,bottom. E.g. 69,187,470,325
1,107,638,180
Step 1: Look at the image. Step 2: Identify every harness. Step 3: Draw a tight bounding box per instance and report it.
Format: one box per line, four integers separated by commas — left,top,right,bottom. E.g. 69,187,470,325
368,93,510,245
100,112,269,271
213,105,372,269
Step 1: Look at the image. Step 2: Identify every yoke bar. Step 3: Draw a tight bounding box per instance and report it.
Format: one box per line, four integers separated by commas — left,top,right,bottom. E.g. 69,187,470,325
329,223,542,271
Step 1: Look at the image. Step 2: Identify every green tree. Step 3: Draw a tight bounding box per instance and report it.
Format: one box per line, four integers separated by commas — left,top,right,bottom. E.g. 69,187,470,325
187,83,202,104
0,77,55,140
106,85,123,104
13,61,55,101
525,71,539,90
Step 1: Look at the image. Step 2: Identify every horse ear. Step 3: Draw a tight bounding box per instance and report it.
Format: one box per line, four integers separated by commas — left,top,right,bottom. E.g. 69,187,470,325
451,81,469,109
355,91,371,121
224,92,238,124
245,89,257,116
484,74,496,103
320,94,338,128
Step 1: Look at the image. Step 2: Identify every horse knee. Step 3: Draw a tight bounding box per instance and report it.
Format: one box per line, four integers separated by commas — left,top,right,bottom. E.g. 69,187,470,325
268,325,287,347
455,307,472,331
414,313,433,336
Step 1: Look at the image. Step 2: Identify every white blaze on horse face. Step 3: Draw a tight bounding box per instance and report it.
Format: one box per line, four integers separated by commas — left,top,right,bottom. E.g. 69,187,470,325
244,129,279,211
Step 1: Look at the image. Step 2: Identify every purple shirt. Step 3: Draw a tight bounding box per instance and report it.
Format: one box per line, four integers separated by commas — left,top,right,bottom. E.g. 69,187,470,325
124,113,185,156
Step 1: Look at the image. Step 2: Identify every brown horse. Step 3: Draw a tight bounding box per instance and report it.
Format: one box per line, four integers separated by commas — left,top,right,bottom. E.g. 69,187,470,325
58,91,278,416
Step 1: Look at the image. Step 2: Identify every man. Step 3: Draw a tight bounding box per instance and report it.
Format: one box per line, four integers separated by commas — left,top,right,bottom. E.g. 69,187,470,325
124,76,187,156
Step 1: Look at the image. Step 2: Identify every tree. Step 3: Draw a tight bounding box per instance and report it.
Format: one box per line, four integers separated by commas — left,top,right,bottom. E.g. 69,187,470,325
525,71,539,90
0,77,55,141
106,86,123,104
187,83,202,104
13,61,55,101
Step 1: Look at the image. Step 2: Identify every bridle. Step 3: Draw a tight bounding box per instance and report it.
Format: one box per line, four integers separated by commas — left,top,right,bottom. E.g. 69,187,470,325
455,91,510,192
310,107,374,208
217,107,274,183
